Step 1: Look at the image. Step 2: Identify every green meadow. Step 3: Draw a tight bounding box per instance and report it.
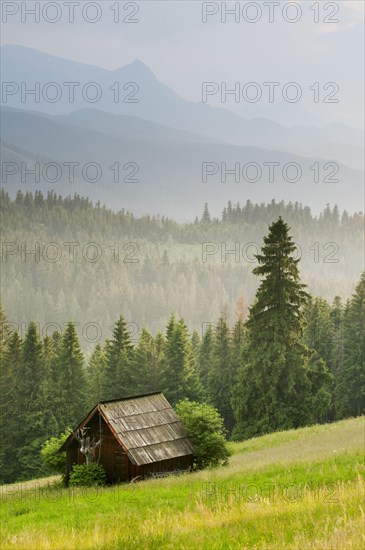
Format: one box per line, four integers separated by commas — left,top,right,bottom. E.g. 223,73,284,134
1,416,364,549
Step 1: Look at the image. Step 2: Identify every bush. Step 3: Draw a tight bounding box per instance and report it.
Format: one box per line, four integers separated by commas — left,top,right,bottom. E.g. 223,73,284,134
69,463,106,487
41,430,72,475
175,399,231,470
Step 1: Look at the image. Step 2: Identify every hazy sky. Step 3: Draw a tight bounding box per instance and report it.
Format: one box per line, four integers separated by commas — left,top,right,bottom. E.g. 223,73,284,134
1,0,364,126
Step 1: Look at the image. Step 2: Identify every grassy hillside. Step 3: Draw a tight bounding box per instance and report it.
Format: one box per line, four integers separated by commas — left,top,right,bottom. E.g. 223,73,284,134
1,417,364,549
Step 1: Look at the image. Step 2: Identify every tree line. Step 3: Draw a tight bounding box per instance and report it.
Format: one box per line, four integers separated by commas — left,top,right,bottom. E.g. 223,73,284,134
1,217,363,483
2,190,363,242
1,190,364,345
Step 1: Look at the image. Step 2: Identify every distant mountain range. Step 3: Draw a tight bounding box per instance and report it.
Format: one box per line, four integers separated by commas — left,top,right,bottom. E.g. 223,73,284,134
1,45,363,218
2,106,363,219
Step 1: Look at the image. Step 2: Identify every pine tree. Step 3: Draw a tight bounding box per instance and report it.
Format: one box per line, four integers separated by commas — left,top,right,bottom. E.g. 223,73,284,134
331,296,343,331
190,330,203,394
232,218,311,439
163,317,203,405
179,320,204,403
130,328,164,394
201,203,211,223
153,332,165,390
301,298,337,421
208,317,234,433
198,325,214,392
330,297,345,414
230,315,246,386
165,313,176,341
303,298,334,371
16,322,46,479
87,344,107,406
335,273,365,418
102,315,134,399
162,315,184,404
58,322,87,428
305,350,334,424
44,330,64,429
0,330,22,482
41,335,60,437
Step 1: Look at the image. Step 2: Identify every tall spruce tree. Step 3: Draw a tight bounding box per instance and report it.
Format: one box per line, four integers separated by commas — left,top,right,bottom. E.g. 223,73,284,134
302,298,336,421
230,316,246,403
198,325,214,395
335,273,365,418
163,317,203,405
102,315,134,399
330,297,345,412
130,328,164,394
44,331,64,430
305,350,334,424
303,298,334,371
0,329,22,482
179,320,204,403
201,203,211,223
232,217,311,439
162,314,182,403
58,322,87,428
87,343,107,406
208,316,235,433
190,330,201,370
0,302,11,480
42,335,61,436
16,322,46,479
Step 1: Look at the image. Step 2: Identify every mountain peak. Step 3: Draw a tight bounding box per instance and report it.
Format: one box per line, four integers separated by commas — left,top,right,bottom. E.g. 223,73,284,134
114,59,156,79
130,58,149,69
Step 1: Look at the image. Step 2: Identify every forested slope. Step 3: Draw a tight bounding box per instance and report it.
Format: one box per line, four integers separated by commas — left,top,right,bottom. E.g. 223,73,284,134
1,190,363,345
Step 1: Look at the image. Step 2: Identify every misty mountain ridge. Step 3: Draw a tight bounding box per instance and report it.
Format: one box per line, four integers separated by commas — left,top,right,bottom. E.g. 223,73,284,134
2,106,363,219
1,44,363,171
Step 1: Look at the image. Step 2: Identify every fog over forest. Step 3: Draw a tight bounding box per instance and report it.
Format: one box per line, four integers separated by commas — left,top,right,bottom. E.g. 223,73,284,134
1,191,363,349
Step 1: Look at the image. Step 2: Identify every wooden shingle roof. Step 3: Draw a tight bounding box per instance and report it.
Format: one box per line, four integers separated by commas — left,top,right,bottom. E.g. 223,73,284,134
60,392,194,466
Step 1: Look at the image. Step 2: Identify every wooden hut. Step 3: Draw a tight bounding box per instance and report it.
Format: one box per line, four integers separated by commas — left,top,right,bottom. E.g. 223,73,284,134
59,392,194,484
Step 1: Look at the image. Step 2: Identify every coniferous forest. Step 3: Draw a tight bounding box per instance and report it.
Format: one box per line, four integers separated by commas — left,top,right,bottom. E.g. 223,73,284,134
2,8,364,548
1,190,364,344
1,192,364,483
